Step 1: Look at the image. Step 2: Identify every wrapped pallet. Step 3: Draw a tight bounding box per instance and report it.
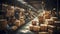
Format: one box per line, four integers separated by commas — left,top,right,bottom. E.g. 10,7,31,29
32,21,37,26
33,26,40,32
40,24,47,32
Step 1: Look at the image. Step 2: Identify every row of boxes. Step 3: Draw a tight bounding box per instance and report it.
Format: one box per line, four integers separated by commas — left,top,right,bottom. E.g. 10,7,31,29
29,24,48,32
0,18,25,31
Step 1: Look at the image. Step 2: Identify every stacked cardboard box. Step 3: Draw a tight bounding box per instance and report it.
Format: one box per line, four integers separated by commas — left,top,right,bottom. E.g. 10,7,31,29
38,16,45,24
43,11,51,19
29,25,40,32
40,24,48,32
33,26,40,32
32,21,37,26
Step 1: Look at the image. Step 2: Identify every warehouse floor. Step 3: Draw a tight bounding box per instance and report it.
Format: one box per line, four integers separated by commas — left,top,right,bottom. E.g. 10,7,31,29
15,10,48,34
16,17,38,34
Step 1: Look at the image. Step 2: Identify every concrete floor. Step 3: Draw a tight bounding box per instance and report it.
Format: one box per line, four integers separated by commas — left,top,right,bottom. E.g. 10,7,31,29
16,17,38,34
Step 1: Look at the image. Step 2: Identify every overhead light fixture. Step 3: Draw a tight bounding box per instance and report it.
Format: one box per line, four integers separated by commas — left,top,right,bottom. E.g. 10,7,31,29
53,8,56,10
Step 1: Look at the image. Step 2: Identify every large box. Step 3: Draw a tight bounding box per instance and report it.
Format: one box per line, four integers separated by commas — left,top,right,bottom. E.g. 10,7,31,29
33,26,40,32
38,16,44,24
29,26,34,31
32,21,37,26
43,11,51,19
40,24,48,32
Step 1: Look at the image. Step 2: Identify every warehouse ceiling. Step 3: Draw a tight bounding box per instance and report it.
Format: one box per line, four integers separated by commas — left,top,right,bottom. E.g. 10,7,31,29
2,0,60,10
24,0,42,9
24,0,58,10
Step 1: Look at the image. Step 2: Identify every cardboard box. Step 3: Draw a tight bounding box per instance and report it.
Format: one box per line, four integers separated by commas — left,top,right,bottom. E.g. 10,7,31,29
32,21,37,26
40,24,47,32
33,26,40,32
